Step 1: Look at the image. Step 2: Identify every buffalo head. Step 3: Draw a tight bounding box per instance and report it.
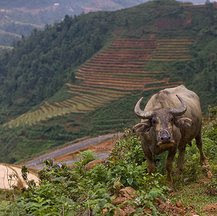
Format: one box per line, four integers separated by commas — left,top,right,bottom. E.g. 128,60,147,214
133,95,192,148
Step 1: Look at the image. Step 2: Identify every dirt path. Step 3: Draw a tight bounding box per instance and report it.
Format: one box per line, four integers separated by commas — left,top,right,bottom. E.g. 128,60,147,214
24,133,122,170
0,164,39,189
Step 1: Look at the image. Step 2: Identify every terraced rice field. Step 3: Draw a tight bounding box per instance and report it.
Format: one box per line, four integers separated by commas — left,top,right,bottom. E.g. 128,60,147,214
4,37,192,128
151,38,193,61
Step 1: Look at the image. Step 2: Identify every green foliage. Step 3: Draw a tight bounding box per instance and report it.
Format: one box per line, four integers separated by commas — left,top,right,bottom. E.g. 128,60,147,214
78,150,96,166
0,132,167,216
1,109,217,215
206,177,217,196
170,54,217,110
0,12,114,119
0,0,217,120
0,0,217,167
0,90,155,163
203,118,217,174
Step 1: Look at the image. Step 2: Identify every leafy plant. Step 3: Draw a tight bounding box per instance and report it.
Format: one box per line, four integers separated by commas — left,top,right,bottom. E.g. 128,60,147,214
0,132,168,215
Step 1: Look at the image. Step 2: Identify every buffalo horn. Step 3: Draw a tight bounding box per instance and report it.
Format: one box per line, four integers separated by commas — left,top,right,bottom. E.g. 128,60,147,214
134,97,153,119
170,95,187,116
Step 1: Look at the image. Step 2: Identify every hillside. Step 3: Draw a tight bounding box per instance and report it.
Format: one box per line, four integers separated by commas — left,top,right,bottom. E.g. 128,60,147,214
0,0,147,47
0,0,216,163
0,109,217,215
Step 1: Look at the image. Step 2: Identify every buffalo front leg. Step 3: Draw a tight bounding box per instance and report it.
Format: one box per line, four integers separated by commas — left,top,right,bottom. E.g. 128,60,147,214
195,132,212,178
141,142,156,173
166,148,176,182
177,144,186,174
146,158,156,174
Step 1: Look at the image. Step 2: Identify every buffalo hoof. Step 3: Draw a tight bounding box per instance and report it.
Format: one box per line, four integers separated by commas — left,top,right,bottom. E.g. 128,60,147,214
176,167,184,176
202,162,213,179
166,175,173,186
207,170,213,179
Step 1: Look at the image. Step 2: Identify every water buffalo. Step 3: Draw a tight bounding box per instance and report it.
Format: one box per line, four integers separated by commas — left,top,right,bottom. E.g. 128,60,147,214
133,85,211,181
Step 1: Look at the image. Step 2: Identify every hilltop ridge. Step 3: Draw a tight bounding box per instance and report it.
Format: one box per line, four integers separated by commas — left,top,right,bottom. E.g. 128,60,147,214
0,0,148,46
0,0,211,47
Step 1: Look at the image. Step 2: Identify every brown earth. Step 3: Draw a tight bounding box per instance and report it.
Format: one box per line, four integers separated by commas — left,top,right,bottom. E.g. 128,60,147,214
54,139,115,163
0,164,39,190
203,203,217,215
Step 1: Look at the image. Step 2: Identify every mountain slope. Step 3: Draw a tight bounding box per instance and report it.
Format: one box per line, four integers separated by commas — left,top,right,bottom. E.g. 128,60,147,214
4,37,190,128
0,0,216,162
1,111,217,215
1,0,216,120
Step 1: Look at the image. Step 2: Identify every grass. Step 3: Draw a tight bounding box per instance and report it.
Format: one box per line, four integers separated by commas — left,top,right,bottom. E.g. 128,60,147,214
0,110,217,215
171,182,217,215
0,89,150,163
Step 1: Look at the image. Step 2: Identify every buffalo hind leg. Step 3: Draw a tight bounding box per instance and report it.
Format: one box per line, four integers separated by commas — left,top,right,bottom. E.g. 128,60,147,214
195,132,206,164
195,132,212,178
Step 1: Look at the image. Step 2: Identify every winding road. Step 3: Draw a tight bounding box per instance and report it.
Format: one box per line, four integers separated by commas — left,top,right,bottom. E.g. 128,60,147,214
25,133,122,170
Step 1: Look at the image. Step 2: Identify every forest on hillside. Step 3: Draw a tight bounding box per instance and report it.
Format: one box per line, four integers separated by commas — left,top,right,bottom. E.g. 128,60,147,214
0,0,216,163
0,0,216,119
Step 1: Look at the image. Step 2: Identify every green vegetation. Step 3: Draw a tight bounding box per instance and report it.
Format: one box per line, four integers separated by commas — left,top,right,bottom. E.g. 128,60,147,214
0,109,217,215
0,0,217,120
0,91,141,163
0,13,115,121
0,135,168,216
0,0,216,162
169,44,217,110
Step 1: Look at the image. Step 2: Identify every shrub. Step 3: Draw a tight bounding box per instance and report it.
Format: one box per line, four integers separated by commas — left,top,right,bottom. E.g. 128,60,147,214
0,132,167,216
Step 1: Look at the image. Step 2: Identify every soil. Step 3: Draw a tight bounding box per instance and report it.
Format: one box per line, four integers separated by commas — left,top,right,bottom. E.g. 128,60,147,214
24,133,121,170
203,203,217,215
0,164,39,190
54,139,115,163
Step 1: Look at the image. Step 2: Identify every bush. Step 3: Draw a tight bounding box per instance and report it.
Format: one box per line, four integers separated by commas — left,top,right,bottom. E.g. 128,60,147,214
1,109,217,215
0,132,167,216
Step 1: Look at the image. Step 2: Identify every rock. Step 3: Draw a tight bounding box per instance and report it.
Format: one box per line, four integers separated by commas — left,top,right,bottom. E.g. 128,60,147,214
112,197,127,205
122,205,135,215
102,208,108,215
203,203,217,213
119,187,136,199
176,201,183,208
114,208,126,216
85,159,105,170
112,187,136,205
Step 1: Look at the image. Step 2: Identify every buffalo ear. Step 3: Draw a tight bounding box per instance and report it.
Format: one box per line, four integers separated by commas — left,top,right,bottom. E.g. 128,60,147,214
175,117,192,128
133,120,151,133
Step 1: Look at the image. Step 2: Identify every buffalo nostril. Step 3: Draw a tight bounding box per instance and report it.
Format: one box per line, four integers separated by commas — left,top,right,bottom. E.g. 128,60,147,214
161,136,170,142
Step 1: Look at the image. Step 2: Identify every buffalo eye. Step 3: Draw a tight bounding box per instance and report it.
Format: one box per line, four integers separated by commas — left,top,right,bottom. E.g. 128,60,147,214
151,118,157,125
170,117,174,122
